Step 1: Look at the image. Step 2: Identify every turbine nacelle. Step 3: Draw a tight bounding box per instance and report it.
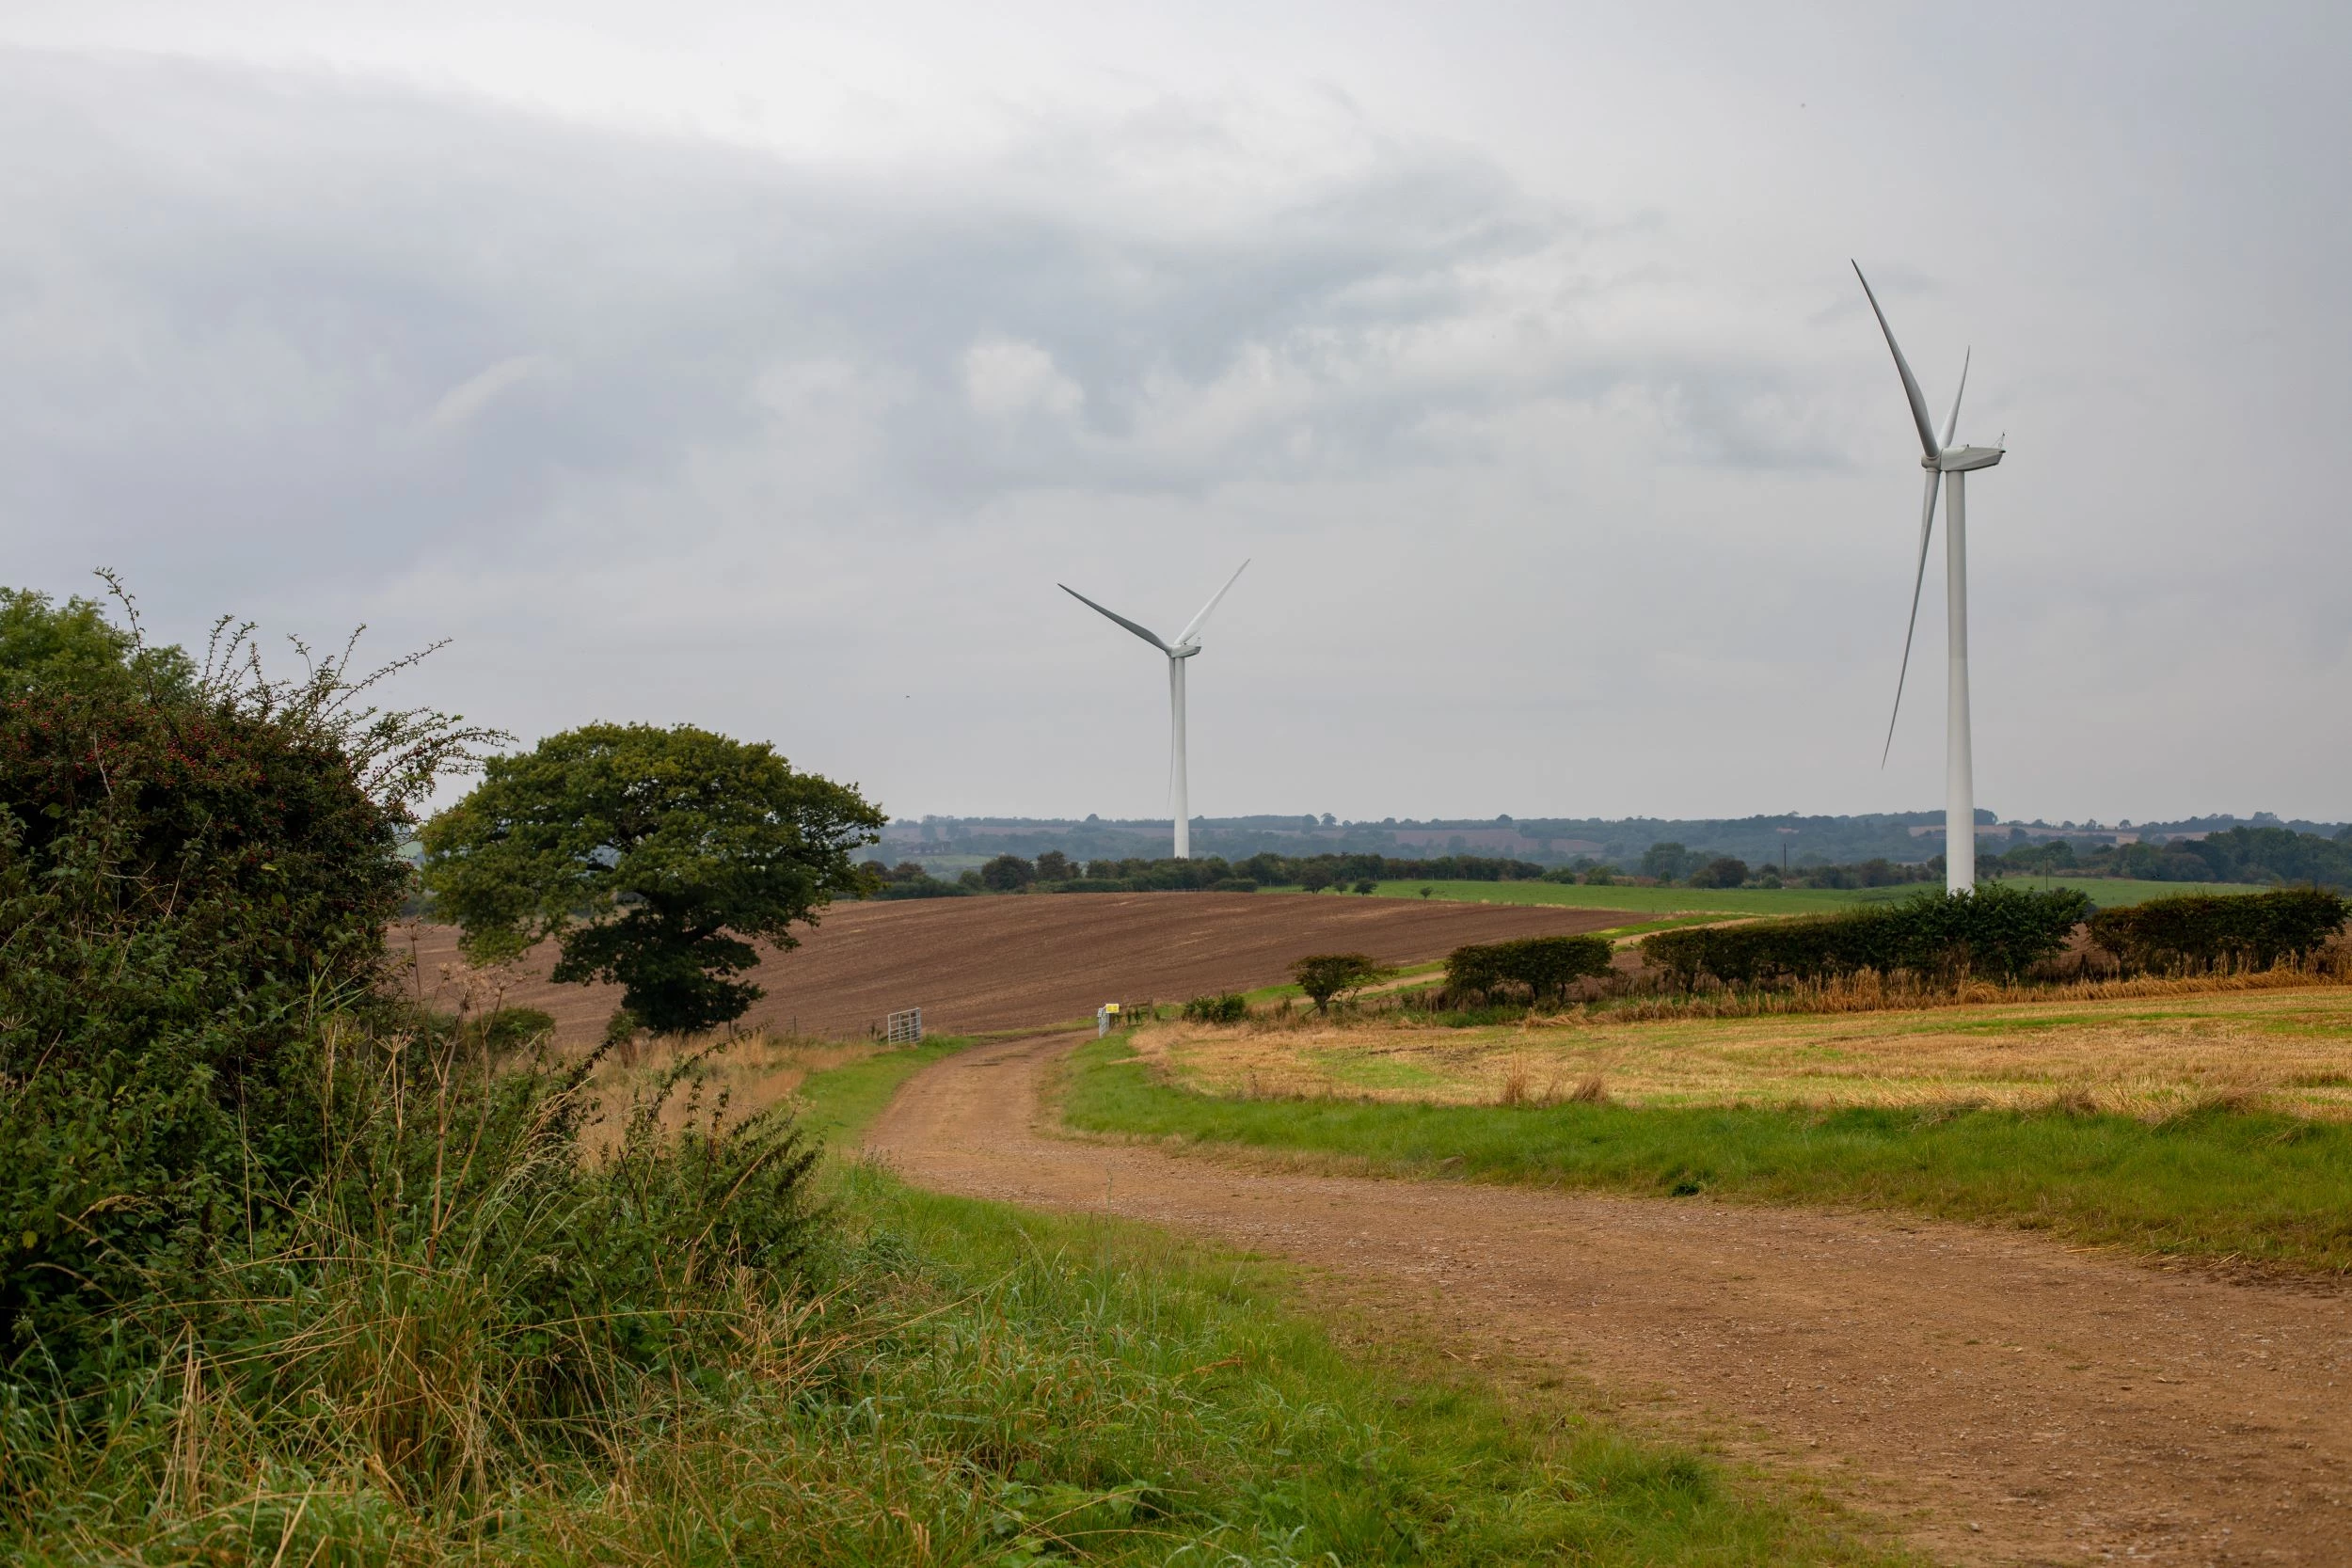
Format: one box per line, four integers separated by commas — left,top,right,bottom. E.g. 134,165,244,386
1937,446,2004,473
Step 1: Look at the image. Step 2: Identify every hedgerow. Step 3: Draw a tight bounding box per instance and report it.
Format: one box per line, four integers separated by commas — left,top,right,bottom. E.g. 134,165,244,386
2088,886,2348,973
1445,935,1615,1002
1640,883,2090,989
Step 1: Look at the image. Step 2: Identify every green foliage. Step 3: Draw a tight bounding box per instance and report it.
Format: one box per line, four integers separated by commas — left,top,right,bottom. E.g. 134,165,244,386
1291,952,1388,1011
1641,841,1695,881
1064,1037,2352,1275
423,723,884,1036
0,586,194,703
1686,856,1749,889
978,851,1036,891
2088,887,2348,972
0,701,412,1372
861,858,971,898
1641,883,2092,989
1183,992,1249,1024
1991,825,2352,889
1445,935,1615,1002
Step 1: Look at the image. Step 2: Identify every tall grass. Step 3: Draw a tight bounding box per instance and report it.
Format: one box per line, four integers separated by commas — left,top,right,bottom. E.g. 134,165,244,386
1,1029,1906,1565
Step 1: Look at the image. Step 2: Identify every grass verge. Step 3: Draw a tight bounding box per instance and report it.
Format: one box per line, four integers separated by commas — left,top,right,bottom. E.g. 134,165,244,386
1063,1036,2352,1275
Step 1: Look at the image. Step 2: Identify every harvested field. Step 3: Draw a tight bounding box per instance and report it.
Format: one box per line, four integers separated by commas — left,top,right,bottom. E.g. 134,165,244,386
1133,984,2352,1119
394,893,1631,1043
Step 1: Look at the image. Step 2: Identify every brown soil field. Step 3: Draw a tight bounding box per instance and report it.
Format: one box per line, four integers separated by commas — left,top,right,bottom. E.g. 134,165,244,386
870,1032,2352,1568
394,892,1630,1041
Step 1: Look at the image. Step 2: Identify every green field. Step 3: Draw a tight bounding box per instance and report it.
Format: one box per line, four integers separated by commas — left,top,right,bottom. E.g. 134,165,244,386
1063,1029,2352,1275
1281,875,2269,917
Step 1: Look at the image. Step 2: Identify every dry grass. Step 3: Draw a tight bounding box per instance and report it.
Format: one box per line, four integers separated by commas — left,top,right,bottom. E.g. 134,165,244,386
576,1032,884,1156
1130,981,2352,1122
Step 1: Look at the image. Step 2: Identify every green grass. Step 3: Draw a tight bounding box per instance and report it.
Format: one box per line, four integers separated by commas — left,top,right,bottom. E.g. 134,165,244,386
1295,876,2267,915
1064,1036,2352,1275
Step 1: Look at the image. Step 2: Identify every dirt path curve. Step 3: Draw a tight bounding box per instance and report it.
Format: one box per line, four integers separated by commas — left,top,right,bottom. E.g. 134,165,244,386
866,1033,2352,1567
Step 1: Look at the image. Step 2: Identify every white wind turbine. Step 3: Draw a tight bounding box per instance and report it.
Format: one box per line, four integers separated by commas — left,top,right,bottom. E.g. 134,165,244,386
1060,562,1249,861
1853,261,2006,895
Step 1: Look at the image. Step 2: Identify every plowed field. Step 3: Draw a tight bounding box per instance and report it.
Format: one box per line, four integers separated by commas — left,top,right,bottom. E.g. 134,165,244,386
396,892,1630,1041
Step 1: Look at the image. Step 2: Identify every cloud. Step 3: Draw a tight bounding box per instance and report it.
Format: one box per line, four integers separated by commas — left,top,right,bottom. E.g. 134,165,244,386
427,354,552,432
0,21,2345,826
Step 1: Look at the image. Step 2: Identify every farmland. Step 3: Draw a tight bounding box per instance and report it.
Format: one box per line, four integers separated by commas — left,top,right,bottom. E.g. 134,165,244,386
400,891,1632,1042
1066,978,2352,1274
1125,982,2352,1120
1301,874,2270,915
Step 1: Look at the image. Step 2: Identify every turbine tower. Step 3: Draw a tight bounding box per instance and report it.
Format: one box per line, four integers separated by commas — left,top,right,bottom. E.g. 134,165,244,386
1853,261,2005,895
1060,562,1249,860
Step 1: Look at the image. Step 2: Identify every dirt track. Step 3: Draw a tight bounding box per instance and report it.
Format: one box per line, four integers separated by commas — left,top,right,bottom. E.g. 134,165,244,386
867,1033,2352,1567
396,893,1629,1041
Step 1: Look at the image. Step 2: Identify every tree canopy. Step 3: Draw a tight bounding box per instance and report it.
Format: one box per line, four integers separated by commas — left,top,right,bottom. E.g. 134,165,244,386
423,723,885,1036
0,586,194,702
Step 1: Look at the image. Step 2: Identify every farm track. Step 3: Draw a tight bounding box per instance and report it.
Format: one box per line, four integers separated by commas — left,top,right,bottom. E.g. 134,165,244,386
397,893,1629,1042
868,1033,2352,1567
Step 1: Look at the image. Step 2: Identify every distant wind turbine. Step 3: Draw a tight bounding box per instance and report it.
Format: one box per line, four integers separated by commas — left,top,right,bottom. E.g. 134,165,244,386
1853,261,2006,894
1060,562,1249,860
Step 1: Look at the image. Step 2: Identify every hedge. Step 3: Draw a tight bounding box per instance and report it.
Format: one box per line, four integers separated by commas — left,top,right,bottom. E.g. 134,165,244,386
1445,934,1615,1001
1640,883,2092,988
2087,886,2347,972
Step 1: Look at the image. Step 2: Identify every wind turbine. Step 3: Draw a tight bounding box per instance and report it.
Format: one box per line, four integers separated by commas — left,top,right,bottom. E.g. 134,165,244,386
1060,562,1249,860
1853,261,2005,895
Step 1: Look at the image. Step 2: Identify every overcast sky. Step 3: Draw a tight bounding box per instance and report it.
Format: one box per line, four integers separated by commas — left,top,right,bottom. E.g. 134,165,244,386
3,2,2345,825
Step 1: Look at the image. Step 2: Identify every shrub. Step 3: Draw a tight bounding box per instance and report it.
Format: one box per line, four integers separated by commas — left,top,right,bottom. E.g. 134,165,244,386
2089,887,2348,973
1,596,497,1396
1688,857,1749,889
978,852,1037,891
1291,953,1387,1011
1353,878,1377,895
1184,993,1249,1023
1210,878,1258,892
1641,884,2091,989
1446,935,1614,1002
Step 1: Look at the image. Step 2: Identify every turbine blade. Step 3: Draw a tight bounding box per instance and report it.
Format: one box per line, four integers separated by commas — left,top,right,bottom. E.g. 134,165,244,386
1852,261,1941,461
1882,469,1942,767
1059,584,1172,653
1176,559,1250,648
1943,348,1969,448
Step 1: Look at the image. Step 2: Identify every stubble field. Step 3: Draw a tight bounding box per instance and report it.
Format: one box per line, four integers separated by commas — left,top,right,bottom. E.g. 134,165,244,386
1127,979,2352,1120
